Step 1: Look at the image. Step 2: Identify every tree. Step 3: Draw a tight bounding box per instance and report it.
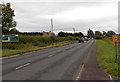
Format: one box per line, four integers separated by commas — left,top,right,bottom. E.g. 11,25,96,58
95,31,102,36
2,3,17,34
87,29,94,38
68,33,74,36
103,31,106,36
57,32,66,37
9,28,21,34
0,4,2,24
0,4,2,29
78,32,84,37
106,30,116,37
74,32,84,37
95,31,103,39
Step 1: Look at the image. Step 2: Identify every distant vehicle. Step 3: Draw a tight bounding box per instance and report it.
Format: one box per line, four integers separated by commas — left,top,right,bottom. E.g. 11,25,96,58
78,37,84,43
84,37,88,41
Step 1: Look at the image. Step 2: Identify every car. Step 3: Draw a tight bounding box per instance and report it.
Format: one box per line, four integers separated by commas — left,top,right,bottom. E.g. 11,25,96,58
78,38,84,43
84,37,88,41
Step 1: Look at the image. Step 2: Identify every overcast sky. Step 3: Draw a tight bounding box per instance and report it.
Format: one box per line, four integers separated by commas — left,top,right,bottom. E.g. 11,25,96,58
0,0,119,35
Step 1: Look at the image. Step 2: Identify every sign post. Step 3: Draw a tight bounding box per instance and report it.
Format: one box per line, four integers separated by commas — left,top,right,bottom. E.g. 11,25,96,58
115,42,117,63
112,35,120,63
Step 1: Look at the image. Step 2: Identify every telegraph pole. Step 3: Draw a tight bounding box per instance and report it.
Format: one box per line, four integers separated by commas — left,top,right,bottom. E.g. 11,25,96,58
50,19,54,45
73,28,75,34
51,19,53,33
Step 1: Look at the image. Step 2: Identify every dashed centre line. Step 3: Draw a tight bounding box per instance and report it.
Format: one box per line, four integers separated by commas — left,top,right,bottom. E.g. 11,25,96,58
16,63,31,70
48,54,54,57
15,45,80,70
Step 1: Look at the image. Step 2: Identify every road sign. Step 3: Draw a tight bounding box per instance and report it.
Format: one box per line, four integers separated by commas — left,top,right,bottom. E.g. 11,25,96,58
112,35,120,63
112,35,120,42
2,34,19,42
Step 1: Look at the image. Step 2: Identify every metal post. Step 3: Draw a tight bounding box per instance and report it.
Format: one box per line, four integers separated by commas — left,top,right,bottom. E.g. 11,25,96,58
115,42,117,63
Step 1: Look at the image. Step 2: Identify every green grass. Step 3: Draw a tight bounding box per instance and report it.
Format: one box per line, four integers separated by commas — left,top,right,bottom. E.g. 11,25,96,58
2,41,77,57
96,40,119,77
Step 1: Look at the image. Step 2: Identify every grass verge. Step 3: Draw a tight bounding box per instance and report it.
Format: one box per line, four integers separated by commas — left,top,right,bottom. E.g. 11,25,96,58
96,40,119,77
2,41,77,57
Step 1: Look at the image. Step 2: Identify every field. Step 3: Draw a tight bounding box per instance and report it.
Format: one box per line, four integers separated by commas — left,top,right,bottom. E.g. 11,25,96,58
2,35,78,57
96,39,120,77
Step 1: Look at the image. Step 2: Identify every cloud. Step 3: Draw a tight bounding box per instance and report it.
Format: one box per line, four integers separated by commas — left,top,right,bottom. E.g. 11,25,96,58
45,3,117,21
0,1,118,34
0,0,119,2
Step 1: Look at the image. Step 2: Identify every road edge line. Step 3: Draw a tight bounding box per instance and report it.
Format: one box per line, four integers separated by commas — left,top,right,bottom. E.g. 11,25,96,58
75,64,84,80
109,74,113,82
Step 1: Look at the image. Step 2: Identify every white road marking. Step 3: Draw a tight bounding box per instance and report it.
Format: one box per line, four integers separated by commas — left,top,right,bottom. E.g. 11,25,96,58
16,63,31,70
76,64,84,80
109,74,113,82
48,54,54,57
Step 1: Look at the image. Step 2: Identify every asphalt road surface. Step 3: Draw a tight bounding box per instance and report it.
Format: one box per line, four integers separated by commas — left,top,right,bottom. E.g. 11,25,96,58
2,40,95,80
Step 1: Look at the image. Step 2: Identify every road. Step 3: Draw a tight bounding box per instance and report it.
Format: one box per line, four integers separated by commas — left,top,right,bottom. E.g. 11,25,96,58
2,40,95,80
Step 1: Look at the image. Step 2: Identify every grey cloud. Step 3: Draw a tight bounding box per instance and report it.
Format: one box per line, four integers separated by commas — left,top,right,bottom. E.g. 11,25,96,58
1,1,117,34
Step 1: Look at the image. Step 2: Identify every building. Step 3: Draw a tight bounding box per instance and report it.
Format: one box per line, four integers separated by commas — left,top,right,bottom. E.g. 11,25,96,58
42,32,55,37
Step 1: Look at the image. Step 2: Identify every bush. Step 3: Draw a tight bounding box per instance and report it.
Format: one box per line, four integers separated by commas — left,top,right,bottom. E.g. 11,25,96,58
95,35,103,39
2,35,77,49
2,43,27,49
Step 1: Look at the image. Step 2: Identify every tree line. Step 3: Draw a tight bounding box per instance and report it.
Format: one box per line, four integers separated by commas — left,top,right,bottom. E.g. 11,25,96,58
88,29,116,39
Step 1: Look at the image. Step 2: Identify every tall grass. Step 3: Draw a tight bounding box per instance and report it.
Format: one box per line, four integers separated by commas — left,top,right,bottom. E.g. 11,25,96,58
96,40,119,77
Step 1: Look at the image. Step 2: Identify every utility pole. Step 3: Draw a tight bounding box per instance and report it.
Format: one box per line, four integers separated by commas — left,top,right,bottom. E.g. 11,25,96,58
50,19,54,45
51,19,53,33
73,28,75,34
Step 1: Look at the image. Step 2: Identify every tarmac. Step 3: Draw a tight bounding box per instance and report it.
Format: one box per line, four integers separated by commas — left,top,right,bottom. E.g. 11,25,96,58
78,41,119,82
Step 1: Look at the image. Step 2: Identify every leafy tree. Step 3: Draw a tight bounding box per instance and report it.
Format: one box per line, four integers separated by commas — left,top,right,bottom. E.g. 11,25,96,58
58,32,84,37
95,31,103,39
9,28,21,34
78,32,84,37
103,31,106,36
0,4,2,24
87,29,94,38
106,30,116,37
57,31,83,37
2,3,17,34
74,32,84,37
67,33,74,36
57,32,67,37
95,31,102,36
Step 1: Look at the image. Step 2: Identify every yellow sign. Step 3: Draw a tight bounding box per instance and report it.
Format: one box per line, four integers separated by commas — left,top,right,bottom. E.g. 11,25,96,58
112,35,120,42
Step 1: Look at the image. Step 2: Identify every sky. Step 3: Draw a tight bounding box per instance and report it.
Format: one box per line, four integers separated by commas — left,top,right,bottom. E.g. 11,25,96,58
0,0,119,35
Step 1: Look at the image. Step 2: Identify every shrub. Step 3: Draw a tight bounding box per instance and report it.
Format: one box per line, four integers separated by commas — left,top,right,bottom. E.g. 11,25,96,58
2,35,77,49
